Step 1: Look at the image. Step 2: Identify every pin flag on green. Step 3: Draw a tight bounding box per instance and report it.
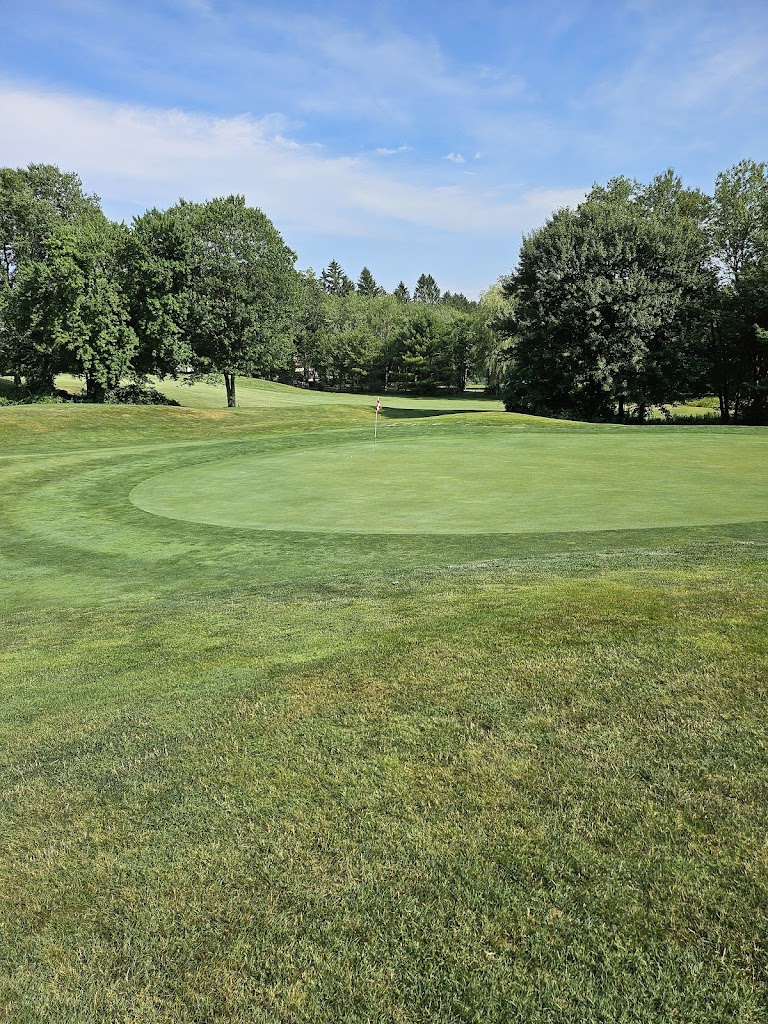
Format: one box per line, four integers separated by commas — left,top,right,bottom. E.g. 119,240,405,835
374,398,382,448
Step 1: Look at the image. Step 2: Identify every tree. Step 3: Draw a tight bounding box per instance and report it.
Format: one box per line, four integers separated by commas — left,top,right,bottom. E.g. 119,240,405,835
163,196,298,407
9,210,137,399
474,283,516,394
356,266,382,297
390,305,453,393
292,269,329,386
708,160,768,422
126,206,195,380
321,259,354,296
0,163,102,389
393,281,410,303
309,291,405,391
500,174,712,420
413,273,441,304
441,290,473,310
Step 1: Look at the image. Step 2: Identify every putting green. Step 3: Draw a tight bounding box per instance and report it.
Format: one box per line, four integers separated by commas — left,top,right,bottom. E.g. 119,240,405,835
129,431,768,535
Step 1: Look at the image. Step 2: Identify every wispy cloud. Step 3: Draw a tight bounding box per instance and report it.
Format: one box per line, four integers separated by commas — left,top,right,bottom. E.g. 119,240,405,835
2,0,765,291
0,83,581,243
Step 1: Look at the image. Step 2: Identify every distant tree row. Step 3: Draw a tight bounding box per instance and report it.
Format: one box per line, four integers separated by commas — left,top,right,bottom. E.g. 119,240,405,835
497,161,768,423
292,276,498,394
3,160,765,419
0,165,499,406
319,260,463,308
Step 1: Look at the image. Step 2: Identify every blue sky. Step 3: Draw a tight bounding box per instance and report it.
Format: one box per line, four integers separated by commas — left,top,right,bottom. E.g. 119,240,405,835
1,0,766,296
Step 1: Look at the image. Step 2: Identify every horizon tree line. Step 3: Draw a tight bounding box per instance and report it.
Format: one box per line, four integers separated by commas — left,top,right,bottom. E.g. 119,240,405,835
1,160,766,420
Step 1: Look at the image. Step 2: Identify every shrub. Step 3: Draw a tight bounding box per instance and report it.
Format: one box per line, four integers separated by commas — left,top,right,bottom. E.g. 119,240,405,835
103,384,180,406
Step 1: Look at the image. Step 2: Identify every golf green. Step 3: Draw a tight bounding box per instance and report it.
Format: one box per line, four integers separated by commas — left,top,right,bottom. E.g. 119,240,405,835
129,431,768,534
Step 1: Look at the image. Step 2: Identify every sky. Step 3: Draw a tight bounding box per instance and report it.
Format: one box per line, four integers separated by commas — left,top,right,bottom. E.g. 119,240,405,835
1,0,766,297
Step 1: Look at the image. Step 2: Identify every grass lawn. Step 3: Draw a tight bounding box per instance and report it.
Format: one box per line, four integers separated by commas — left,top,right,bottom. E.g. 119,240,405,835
1,382,767,1023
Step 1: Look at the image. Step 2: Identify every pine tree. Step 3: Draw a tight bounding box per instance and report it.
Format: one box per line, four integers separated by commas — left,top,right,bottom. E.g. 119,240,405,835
321,259,349,295
393,281,410,303
414,273,440,304
356,266,381,297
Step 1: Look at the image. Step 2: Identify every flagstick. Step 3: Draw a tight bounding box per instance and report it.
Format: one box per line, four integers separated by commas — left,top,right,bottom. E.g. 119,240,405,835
374,405,378,450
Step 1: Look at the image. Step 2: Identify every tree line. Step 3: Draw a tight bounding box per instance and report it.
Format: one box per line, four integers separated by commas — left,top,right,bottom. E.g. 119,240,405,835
498,162,768,423
1,160,766,420
0,165,496,407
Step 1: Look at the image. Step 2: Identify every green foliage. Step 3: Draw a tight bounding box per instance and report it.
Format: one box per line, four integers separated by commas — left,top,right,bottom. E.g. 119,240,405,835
9,210,137,400
320,258,354,296
441,289,473,310
501,172,713,420
308,291,402,390
707,161,768,423
414,272,441,304
103,383,181,406
356,265,382,297
0,163,103,388
126,205,195,378
163,195,299,406
393,280,410,303
390,305,454,392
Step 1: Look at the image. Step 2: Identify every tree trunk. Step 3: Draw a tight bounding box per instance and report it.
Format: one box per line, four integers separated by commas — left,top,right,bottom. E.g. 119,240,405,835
86,375,106,402
224,373,237,408
617,397,625,422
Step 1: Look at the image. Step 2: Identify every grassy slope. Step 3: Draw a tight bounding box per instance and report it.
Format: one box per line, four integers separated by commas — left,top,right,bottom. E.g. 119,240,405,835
1,393,767,1023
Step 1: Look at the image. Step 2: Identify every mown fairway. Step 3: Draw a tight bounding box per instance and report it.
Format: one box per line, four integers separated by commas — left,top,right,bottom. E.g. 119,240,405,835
1,381,767,1023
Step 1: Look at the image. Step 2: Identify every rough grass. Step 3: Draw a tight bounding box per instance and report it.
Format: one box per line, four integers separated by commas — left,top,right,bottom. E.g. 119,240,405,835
1,388,767,1023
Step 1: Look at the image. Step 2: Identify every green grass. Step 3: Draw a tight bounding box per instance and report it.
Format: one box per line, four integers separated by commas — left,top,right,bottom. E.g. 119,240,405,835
130,431,767,534
1,383,767,1022
50,373,506,412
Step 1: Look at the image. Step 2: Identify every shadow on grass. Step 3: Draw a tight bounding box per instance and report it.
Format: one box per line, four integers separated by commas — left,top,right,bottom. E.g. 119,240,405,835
379,407,498,420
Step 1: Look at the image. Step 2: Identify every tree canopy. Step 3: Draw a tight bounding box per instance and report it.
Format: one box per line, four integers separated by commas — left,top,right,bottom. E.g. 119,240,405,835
3,159,766,419
499,172,718,420
166,196,298,406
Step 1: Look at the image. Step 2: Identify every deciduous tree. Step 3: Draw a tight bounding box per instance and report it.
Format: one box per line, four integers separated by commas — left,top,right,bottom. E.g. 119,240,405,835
164,196,298,407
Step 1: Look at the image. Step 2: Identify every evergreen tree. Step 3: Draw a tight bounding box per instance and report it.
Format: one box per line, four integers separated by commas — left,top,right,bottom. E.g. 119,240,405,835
393,281,410,303
356,266,381,297
321,259,350,296
441,291,473,311
413,273,440,304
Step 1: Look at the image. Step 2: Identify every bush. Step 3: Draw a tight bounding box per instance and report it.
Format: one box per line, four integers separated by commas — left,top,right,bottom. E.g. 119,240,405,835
0,387,71,407
103,384,180,406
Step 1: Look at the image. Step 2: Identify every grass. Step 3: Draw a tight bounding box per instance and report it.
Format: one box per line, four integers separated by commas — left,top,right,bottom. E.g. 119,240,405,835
130,431,767,534
50,373,506,412
1,381,767,1022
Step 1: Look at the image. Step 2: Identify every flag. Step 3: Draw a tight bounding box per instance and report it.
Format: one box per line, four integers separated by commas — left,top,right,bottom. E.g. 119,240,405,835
375,398,382,412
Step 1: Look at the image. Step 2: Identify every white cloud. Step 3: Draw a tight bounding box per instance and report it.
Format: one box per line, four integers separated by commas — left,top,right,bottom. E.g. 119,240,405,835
445,152,465,164
0,83,580,243
374,145,413,156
